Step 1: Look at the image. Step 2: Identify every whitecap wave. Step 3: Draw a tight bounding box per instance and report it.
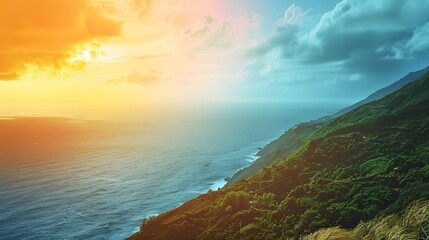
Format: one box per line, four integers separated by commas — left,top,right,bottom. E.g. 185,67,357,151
209,179,227,191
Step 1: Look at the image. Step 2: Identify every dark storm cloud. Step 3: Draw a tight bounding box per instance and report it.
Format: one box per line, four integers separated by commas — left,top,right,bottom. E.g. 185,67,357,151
247,0,429,82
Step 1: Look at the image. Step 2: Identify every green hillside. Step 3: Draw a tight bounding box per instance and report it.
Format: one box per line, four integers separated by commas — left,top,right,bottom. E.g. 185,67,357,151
334,66,429,117
129,72,429,240
226,120,326,186
227,67,429,186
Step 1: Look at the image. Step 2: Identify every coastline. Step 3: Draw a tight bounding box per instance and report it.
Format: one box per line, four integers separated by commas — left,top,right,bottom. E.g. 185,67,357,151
207,129,286,192
125,104,348,238
225,119,329,186
127,111,338,240
223,130,287,187
132,133,282,236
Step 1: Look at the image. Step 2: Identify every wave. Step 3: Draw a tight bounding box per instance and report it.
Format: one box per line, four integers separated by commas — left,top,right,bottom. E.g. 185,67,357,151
209,179,227,191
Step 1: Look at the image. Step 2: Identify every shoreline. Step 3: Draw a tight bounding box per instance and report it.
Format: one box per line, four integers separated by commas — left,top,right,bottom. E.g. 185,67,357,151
129,110,339,237
224,128,291,186
208,130,285,192
133,133,282,235
129,110,338,237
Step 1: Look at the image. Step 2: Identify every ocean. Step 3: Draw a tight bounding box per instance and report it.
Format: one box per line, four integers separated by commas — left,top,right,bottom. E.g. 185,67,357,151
0,102,344,239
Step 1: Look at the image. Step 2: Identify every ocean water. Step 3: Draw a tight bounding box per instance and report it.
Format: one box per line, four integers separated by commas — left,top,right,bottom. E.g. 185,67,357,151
0,102,343,239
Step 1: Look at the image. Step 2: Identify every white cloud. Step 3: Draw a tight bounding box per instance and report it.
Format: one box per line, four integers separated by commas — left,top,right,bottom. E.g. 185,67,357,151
280,4,308,26
404,22,429,54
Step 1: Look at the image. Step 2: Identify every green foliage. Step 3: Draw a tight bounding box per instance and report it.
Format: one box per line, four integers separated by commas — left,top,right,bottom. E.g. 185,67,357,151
358,156,391,176
239,223,259,235
131,73,429,240
219,191,250,211
254,193,276,209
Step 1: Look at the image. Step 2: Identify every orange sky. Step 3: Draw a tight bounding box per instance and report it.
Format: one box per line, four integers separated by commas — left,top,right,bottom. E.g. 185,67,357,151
0,0,258,119
3,0,429,119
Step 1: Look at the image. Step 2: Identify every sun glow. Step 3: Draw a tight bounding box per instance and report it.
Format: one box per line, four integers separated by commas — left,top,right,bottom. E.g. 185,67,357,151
15,44,107,82
67,44,105,64
0,0,251,119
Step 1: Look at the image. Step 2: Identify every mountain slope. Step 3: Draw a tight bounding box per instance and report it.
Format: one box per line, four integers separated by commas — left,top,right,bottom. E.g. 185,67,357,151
334,66,429,117
226,66,429,186
129,71,429,240
303,200,429,240
226,120,326,186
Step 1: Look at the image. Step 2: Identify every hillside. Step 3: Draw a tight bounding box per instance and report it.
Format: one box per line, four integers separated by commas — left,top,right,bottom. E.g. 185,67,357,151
226,66,429,186
334,66,429,117
226,120,327,186
129,72,429,240
303,200,429,240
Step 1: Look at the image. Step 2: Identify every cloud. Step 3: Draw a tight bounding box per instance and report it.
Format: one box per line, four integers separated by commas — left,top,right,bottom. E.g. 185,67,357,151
279,4,308,26
118,0,261,85
131,0,153,17
183,14,259,56
0,0,122,80
402,22,429,56
246,0,429,84
107,71,160,85
187,17,232,49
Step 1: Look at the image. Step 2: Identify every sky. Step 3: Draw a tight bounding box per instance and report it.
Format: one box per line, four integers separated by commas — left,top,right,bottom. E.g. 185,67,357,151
1,0,429,119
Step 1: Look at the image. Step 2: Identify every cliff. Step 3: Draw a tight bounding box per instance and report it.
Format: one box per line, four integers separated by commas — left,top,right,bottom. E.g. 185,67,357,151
129,70,429,239
226,66,429,186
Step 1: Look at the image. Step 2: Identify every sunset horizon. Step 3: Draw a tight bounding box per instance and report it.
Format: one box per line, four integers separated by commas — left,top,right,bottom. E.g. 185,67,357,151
1,1,429,239
3,0,429,119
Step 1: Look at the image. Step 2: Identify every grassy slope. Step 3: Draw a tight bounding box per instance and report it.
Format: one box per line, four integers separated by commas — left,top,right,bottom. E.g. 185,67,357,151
129,72,429,240
227,66,429,186
226,120,326,186
303,200,429,240
334,66,429,117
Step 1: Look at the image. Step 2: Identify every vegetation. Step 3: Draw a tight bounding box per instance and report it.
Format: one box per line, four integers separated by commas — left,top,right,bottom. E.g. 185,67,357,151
129,72,429,240
227,66,429,186
226,119,326,186
303,200,429,240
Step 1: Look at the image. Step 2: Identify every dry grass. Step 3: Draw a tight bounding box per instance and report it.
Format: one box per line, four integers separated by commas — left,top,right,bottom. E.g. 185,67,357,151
355,200,429,240
302,200,429,240
303,227,354,240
